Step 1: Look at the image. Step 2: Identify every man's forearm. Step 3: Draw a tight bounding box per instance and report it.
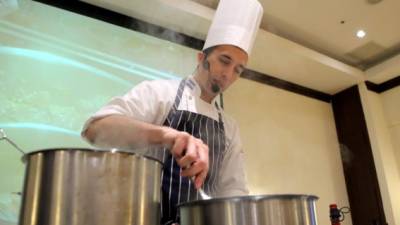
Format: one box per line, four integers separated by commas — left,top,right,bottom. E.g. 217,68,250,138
83,115,169,150
83,114,210,188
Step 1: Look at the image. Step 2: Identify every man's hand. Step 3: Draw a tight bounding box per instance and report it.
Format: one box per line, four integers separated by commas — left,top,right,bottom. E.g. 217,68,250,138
162,127,209,189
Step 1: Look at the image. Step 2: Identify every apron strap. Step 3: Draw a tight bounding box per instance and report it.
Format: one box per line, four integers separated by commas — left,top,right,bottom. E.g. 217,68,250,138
172,79,186,111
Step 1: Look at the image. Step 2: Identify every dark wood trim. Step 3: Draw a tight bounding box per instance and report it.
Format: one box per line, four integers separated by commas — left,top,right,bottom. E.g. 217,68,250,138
365,81,381,93
365,75,400,93
33,0,332,103
241,69,332,102
332,86,387,225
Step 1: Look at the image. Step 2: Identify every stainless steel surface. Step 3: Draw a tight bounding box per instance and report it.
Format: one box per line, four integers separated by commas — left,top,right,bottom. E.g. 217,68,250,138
198,188,211,200
19,148,162,225
0,128,26,154
179,194,319,225
190,177,210,200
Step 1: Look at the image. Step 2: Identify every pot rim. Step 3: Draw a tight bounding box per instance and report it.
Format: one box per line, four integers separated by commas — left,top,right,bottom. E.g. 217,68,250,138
178,194,319,208
22,147,164,166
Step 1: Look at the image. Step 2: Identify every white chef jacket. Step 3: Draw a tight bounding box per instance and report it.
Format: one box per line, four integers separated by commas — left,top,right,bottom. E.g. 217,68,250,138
81,76,249,197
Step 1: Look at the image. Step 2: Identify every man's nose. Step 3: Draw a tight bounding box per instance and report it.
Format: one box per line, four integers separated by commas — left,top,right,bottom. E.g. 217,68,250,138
221,65,236,80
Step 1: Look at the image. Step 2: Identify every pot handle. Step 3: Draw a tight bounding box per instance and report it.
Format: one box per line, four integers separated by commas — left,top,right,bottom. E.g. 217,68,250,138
0,128,26,155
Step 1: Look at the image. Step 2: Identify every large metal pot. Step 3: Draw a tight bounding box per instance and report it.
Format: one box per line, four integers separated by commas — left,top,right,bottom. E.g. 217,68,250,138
179,194,319,225
18,148,162,225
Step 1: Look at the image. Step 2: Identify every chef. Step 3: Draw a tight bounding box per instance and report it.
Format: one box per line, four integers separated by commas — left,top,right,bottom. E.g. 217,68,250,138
81,0,263,224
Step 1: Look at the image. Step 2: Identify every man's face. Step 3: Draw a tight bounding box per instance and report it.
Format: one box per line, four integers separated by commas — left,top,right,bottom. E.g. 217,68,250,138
196,45,248,98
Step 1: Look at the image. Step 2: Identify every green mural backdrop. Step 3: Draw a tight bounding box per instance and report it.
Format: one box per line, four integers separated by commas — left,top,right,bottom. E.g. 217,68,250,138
0,0,198,224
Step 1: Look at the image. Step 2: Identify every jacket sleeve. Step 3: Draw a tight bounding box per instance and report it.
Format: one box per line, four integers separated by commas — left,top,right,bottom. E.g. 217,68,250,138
215,118,249,197
81,80,174,138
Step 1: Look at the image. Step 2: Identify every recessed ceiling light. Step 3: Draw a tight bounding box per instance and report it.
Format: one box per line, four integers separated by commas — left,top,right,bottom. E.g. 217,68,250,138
356,30,366,38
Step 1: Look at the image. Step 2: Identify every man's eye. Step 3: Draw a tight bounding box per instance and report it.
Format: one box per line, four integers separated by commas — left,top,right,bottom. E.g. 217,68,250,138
219,58,230,65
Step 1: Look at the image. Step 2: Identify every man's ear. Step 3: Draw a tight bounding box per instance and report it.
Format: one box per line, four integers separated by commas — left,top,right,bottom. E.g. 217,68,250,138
197,52,205,64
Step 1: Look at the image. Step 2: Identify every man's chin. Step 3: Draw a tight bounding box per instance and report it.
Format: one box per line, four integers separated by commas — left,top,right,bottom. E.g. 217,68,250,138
211,84,220,93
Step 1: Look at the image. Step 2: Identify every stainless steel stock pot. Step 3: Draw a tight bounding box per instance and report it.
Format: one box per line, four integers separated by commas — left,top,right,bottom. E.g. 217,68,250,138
19,148,162,225
179,194,319,225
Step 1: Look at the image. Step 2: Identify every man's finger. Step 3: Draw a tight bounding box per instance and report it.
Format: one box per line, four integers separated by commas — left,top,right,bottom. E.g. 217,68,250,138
194,170,207,189
171,136,187,158
180,161,202,177
193,142,209,188
181,158,207,178
177,139,198,168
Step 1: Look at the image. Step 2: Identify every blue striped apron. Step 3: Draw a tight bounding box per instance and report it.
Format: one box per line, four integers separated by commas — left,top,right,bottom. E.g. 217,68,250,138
160,79,226,225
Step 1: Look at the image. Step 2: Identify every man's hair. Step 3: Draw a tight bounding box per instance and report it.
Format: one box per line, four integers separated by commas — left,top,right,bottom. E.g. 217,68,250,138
202,46,217,59
198,46,217,71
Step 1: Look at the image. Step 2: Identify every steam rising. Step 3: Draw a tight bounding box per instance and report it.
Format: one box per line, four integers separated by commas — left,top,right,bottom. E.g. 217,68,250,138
134,21,186,45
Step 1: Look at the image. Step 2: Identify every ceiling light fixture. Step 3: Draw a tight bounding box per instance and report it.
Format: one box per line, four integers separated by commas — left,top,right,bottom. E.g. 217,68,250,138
356,30,366,38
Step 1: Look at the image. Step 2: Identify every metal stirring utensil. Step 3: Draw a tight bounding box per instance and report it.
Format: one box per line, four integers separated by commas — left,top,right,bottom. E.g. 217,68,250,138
0,128,25,154
181,147,212,200
198,187,211,200
190,176,211,200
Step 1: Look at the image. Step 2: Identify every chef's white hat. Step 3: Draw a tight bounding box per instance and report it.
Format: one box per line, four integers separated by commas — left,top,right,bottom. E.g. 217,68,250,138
203,0,263,55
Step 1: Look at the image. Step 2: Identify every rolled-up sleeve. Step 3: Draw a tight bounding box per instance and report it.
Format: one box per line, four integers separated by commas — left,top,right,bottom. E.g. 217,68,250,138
81,80,173,138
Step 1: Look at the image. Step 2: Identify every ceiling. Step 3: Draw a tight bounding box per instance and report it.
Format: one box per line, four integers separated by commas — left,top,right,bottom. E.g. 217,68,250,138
193,0,400,70
82,0,400,94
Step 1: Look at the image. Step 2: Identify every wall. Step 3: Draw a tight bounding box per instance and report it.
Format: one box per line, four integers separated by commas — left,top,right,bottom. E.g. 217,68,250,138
380,86,400,225
359,84,400,225
381,86,400,174
224,78,352,225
